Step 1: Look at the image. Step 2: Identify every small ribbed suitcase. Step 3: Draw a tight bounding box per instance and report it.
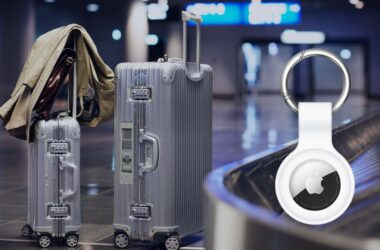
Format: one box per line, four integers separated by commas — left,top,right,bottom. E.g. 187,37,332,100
23,116,81,247
113,11,212,250
21,51,81,248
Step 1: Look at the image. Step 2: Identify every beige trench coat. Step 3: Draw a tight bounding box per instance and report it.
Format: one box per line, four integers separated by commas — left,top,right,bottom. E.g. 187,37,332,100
0,24,115,141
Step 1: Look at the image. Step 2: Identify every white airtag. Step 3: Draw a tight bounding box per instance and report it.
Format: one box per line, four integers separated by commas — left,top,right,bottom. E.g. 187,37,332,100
275,102,355,225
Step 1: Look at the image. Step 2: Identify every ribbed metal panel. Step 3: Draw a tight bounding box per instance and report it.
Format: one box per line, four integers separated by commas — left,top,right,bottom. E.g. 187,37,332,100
173,64,212,235
114,61,212,240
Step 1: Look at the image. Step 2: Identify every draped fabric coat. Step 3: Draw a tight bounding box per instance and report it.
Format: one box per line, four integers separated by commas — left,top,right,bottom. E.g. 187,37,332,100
0,24,115,141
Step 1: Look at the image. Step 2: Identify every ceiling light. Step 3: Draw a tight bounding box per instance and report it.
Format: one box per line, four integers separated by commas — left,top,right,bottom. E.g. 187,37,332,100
44,0,56,3
145,34,159,46
355,1,364,9
147,3,169,20
349,0,359,4
281,30,325,44
268,42,279,56
112,29,122,41
340,49,352,60
86,3,99,12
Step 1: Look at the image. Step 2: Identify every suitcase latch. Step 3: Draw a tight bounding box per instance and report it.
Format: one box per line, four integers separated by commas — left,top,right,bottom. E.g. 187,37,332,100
130,204,151,219
130,87,152,101
49,142,70,154
48,204,70,218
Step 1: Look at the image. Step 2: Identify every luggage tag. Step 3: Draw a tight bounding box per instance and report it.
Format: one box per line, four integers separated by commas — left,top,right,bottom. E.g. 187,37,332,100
275,49,355,225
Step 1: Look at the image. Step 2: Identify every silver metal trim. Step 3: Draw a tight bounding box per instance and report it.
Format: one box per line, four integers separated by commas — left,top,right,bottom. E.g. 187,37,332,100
281,48,350,113
182,11,202,72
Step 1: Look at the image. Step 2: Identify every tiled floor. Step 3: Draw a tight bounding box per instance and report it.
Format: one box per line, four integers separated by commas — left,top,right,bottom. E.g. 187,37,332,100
0,94,378,249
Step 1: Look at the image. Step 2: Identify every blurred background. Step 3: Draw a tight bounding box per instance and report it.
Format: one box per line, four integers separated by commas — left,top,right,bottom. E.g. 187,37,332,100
0,0,380,249
1,0,379,162
1,0,380,103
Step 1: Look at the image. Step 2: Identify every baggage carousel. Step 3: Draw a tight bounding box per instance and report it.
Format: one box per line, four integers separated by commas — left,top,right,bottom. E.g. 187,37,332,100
205,112,380,250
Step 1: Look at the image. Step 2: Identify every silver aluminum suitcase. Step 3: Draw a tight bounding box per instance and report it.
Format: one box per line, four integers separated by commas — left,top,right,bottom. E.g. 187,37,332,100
113,11,212,249
21,58,81,248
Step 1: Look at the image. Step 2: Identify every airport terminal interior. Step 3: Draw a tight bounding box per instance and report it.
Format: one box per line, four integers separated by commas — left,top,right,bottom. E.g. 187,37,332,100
1,0,380,249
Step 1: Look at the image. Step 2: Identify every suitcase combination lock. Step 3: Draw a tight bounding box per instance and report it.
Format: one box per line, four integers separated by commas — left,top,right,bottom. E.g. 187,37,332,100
275,49,355,225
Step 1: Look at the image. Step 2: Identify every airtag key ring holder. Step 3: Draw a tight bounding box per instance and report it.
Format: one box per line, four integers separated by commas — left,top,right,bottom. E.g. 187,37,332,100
275,49,355,225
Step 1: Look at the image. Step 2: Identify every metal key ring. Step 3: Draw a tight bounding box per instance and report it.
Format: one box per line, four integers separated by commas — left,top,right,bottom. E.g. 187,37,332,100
281,48,350,113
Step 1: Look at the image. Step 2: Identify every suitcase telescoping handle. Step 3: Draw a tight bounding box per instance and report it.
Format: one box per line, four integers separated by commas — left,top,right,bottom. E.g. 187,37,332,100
139,130,159,174
72,49,78,119
60,158,79,199
67,41,78,119
182,11,202,73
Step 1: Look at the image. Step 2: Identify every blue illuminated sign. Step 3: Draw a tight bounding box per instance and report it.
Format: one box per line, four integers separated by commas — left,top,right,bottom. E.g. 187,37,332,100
186,3,243,25
185,2,301,26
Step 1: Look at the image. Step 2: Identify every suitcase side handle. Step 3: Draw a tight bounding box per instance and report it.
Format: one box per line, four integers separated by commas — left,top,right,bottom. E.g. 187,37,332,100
139,131,159,174
60,159,79,199
182,11,202,73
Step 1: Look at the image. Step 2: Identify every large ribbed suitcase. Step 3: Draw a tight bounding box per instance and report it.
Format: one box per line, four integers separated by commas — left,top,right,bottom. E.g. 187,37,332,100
113,11,212,249
21,51,81,248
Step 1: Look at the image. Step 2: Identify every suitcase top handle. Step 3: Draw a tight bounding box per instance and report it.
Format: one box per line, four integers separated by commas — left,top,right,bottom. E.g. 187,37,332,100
182,11,202,73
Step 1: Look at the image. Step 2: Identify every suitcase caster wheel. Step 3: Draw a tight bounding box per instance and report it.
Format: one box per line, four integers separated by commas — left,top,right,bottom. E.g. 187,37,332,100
165,235,181,250
38,234,51,248
65,233,79,247
114,232,130,248
21,224,33,237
